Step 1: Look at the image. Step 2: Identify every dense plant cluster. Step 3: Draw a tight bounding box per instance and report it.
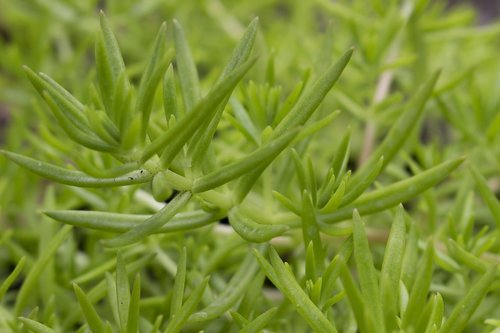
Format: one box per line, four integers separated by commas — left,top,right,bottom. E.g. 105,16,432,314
0,0,499,332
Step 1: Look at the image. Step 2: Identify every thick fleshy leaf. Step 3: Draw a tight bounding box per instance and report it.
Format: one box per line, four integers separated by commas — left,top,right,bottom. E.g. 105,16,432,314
438,267,496,333
173,19,201,112
192,129,297,193
103,191,192,247
352,210,385,333
321,157,464,223
96,11,128,112
43,209,222,233
352,70,440,181
1,151,153,187
136,23,172,137
17,318,56,333
74,284,105,333
189,249,260,322
235,48,353,202
239,307,277,333
140,57,256,164
15,226,73,315
380,205,406,332
228,207,289,243
171,247,187,317
266,247,338,333
163,277,208,333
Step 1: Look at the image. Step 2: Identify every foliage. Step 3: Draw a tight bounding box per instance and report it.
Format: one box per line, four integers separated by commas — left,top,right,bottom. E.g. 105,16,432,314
0,0,499,332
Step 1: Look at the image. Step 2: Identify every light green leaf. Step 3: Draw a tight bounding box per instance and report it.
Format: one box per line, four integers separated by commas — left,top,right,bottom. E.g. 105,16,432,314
43,209,222,233
171,247,187,317
103,191,192,248
163,277,208,333
380,205,406,332
341,156,384,206
189,249,260,322
187,17,259,167
192,129,297,193
338,257,371,333
15,226,72,315
239,307,277,333
17,318,56,333
438,267,496,333
236,48,352,202
96,11,128,112
126,274,141,333
321,157,464,223
1,151,153,187
267,247,337,333
228,207,289,243
141,57,256,164
0,257,25,302
116,252,130,328
469,164,500,228
402,242,434,329
352,70,440,181
173,19,201,112
42,92,118,152
136,23,172,137
23,66,89,132
73,283,106,333
352,210,385,333
163,65,179,120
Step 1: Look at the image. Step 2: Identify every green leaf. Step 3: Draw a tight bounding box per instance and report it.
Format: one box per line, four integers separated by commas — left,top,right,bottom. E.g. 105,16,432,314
135,23,172,137
402,242,434,329
338,257,371,333
352,210,385,333
96,11,128,112
235,48,352,201
17,318,56,333
23,66,89,133
1,150,153,187
220,17,259,79
192,129,297,193
273,48,353,136
173,19,201,112
171,247,187,317
239,307,277,333
352,70,440,180
163,65,179,120
126,274,141,333
302,191,325,272
267,247,337,333
141,57,256,164
0,257,25,302
189,249,260,322
341,156,384,206
380,205,406,332
163,277,208,333
43,209,222,233
116,252,130,328
42,92,118,152
469,164,500,228
438,267,496,333
321,157,464,223
15,226,73,315
73,283,106,333
103,191,192,248
228,207,289,243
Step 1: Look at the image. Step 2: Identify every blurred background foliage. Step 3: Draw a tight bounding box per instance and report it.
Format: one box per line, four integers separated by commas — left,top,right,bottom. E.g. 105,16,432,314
0,0,499,331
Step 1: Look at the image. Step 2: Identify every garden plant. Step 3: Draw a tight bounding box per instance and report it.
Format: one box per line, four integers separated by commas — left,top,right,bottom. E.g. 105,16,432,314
0,0,499,332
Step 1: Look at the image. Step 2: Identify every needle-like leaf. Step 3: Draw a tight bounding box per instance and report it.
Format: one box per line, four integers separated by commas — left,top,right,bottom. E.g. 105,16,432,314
321,157,464,223
103,191,191,248
1,150,153,187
